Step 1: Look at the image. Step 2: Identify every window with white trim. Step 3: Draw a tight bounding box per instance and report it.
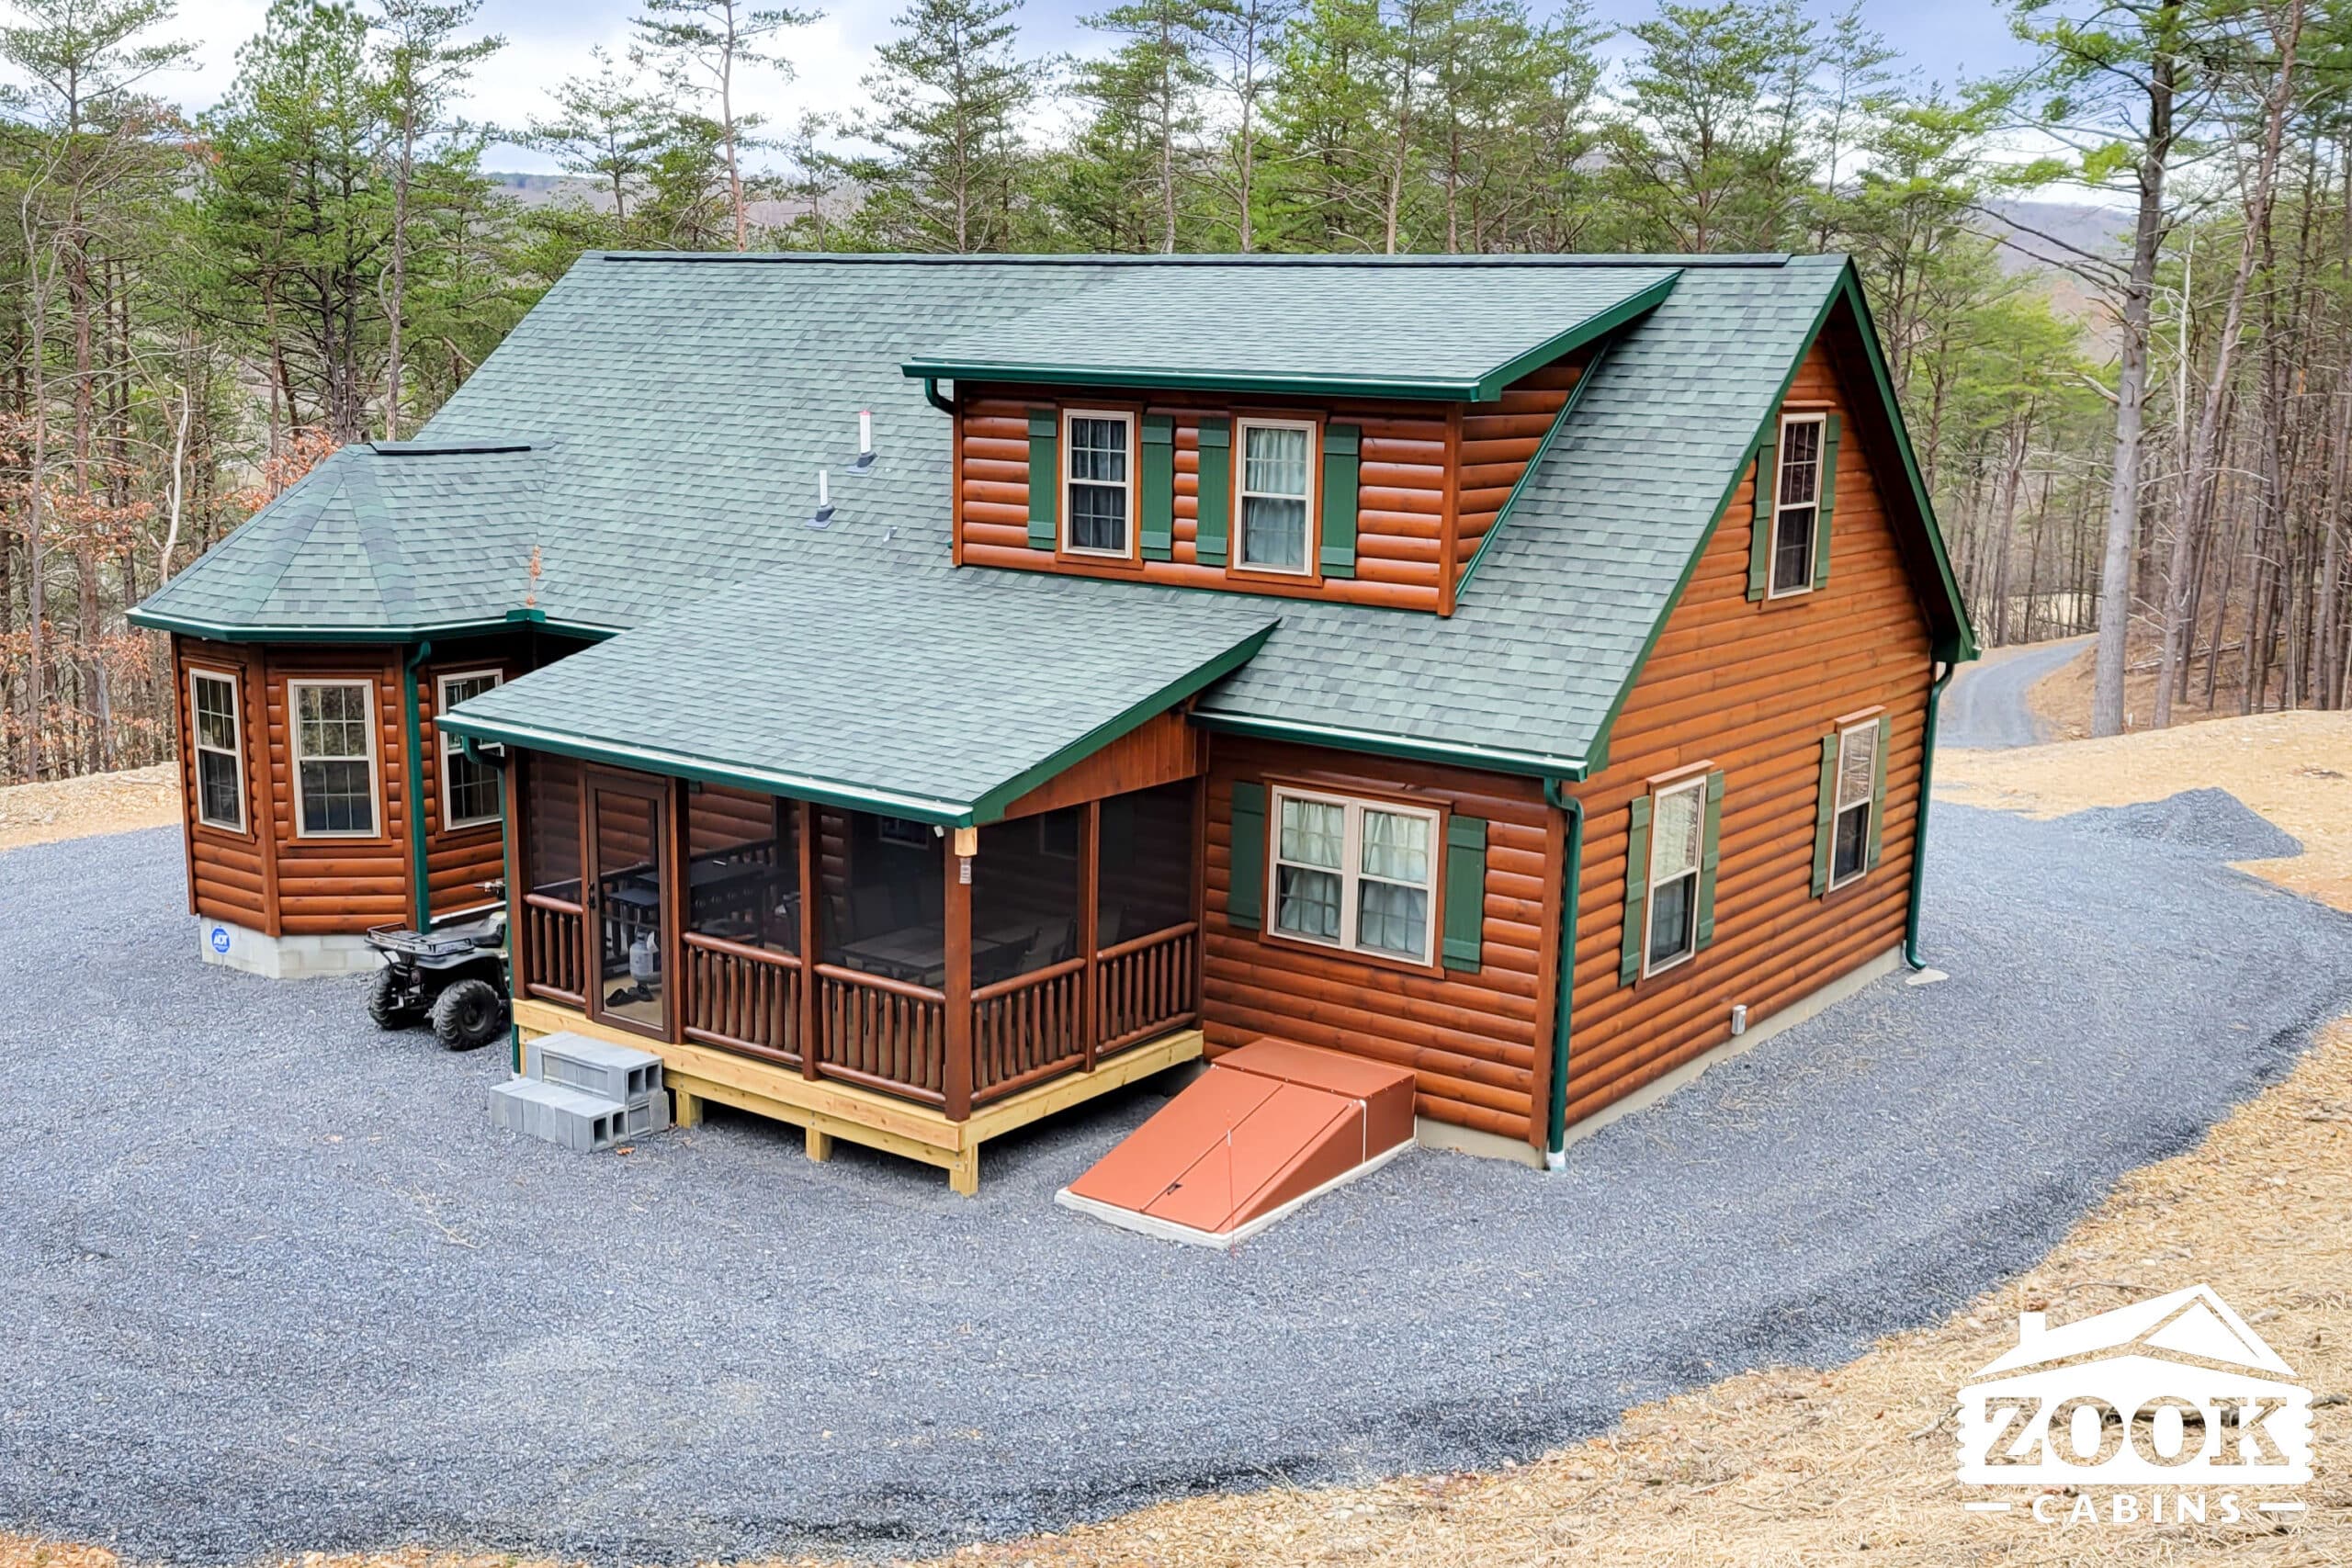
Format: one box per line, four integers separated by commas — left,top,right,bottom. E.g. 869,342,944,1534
1644,775,1706,976
1270,786,1440,964
188,670,245,832
1830,719,1878,888
436,670,503,829
290,680,378,838
1062,411,1134,556
1770,413,1825,596
1237,418,1314,572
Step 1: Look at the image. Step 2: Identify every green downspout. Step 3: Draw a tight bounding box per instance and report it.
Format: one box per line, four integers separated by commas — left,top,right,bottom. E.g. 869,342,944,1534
922,376,955,415
401,641,434,931
1904,660,1955,971
1543,779,1585,1168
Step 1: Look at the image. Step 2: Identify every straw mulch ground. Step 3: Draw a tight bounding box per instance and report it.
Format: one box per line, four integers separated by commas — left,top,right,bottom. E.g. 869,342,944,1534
2029,626,2277,741
0,764,179,852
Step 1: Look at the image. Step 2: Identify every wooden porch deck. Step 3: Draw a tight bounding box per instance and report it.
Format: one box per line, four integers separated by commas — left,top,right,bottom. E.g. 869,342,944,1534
514,996,1204,1194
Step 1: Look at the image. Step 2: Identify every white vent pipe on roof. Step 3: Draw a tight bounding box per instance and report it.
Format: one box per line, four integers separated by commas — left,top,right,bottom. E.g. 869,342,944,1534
853,409,876,471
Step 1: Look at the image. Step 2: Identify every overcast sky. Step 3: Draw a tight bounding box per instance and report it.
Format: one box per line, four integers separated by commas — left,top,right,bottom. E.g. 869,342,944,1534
100,0,2042,173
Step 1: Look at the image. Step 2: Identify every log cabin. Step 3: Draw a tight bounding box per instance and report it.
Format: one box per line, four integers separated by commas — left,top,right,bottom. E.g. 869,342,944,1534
134,252,1975,1190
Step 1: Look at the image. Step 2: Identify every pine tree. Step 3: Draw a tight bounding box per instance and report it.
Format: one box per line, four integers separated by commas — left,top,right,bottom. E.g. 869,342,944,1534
849,0,1040,253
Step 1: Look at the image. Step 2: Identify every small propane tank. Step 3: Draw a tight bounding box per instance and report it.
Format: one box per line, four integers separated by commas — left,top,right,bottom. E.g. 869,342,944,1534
628,931,660,986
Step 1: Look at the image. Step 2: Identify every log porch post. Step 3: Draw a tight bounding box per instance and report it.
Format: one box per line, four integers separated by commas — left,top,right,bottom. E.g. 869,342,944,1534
1080,799,1101,1072
797,798,819,1078
944,825,978,1121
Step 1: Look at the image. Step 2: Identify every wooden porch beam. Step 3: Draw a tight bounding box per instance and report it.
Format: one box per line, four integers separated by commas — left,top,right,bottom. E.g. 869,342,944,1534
943,831,974,1121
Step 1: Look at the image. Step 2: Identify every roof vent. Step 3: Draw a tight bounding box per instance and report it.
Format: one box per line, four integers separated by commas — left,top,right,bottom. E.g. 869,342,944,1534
851,410,876,473
808,468,835,529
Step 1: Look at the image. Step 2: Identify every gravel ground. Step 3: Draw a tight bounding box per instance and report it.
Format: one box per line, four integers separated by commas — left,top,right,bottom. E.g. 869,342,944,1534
5,807,2350,1564
1938,637,2089,749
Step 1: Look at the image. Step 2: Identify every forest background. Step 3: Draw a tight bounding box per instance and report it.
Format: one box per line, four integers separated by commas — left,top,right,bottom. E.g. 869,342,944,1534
1,0,2340,780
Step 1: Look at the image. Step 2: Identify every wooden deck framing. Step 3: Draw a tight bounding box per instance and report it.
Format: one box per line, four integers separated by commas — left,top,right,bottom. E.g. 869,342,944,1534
513,996,1203,1194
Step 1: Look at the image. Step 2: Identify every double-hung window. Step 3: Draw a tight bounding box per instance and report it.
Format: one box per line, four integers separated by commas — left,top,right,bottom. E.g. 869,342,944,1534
1830,719,1879,888
290,680,378,838
1237,419,1314,573
188,670,244,832
1770,414,1826,596
1644,776,1706,976
436,670,503,829
1270,786,1440,964
1063,411,1134,556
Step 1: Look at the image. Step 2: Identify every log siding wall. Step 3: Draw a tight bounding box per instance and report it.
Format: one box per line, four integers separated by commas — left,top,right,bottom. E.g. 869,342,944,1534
1202,738,1561,1146
1562,333,1935,1129
955,355,1583,616
171,632,543,938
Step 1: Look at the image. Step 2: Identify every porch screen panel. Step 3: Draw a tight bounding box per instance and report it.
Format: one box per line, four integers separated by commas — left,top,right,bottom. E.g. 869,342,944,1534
686,785,798,953
819,809,945,984
525,752,582,902
1097,779,1195,945
975,807,1082,984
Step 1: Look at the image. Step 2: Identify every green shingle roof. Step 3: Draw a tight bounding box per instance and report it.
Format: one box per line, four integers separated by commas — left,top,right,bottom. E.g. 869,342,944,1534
435,563,1276,824
901,264,1680,400
135,252,1973,784
137,440,553,639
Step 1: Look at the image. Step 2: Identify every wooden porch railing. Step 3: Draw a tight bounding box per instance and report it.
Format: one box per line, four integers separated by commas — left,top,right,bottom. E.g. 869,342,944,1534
1095,921,1198,1055
682,931,802,1065
973,955,1087,1102
521,893,585,1005
814,964,949,1105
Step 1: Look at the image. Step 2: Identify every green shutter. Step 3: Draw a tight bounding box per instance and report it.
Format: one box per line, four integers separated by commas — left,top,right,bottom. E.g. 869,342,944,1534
1812,413,1840,591
1811,732,1838,897
1319,423,1361,579
1694,769,1725,949
1866,713,1891,868
1025,411,1057,550
1746,428,1778,602
1441,814,1487,972
1228,781,1266,931
1195,419,1231,567
1618,794,1652,986
1140,413,1174,560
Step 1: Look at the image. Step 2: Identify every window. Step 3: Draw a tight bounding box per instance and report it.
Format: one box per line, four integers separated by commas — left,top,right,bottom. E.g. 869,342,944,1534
1644,776,1706,976
1270,787,1440,964
1237,419,1314,573
436,670,503,829
876,816,933,850
188,670,244,832
1770,414,1825,597
1063,411,1133,556
289,680,378,838
1830,719,1879,888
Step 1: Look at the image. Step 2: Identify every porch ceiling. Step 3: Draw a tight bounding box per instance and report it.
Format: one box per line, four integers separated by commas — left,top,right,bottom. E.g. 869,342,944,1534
435,563,1276,825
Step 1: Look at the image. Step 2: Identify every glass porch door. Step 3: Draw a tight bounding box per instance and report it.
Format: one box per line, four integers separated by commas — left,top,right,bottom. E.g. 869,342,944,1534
585,773,670,1038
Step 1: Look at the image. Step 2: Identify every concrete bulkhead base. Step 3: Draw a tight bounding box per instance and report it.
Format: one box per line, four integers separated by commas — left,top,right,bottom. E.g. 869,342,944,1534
196,917,380,980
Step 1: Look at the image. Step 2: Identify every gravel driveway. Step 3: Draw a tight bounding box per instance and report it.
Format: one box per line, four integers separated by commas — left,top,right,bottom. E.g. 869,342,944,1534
5,806,2349,1563
1939,637,2090,748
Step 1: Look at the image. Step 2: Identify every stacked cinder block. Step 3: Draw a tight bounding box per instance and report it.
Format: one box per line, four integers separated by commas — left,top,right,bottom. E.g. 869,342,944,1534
490,1032,670,1151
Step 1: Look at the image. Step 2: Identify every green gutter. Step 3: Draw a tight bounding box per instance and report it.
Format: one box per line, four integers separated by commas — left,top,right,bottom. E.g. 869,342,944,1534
1455,335,1615,599
127,606,623,646
922,377,955,415
1543,779,1585,1167
401,642,434,931
1904,661,1956,970
1188,708,1589,782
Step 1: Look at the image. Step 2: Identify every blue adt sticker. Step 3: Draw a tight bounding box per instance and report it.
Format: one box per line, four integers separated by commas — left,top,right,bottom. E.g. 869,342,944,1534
209,926,232,954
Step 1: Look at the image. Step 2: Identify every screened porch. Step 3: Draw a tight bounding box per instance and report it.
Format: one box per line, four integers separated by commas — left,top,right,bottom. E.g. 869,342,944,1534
511,752,1202,1121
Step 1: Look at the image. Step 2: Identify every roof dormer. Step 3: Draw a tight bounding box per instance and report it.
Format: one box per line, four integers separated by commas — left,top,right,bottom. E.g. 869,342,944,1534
904,262,1681,615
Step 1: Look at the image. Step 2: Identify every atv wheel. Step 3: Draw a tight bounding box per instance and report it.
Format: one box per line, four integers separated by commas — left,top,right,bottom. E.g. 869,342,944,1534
368,966,424,1031
430,978,506,1052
